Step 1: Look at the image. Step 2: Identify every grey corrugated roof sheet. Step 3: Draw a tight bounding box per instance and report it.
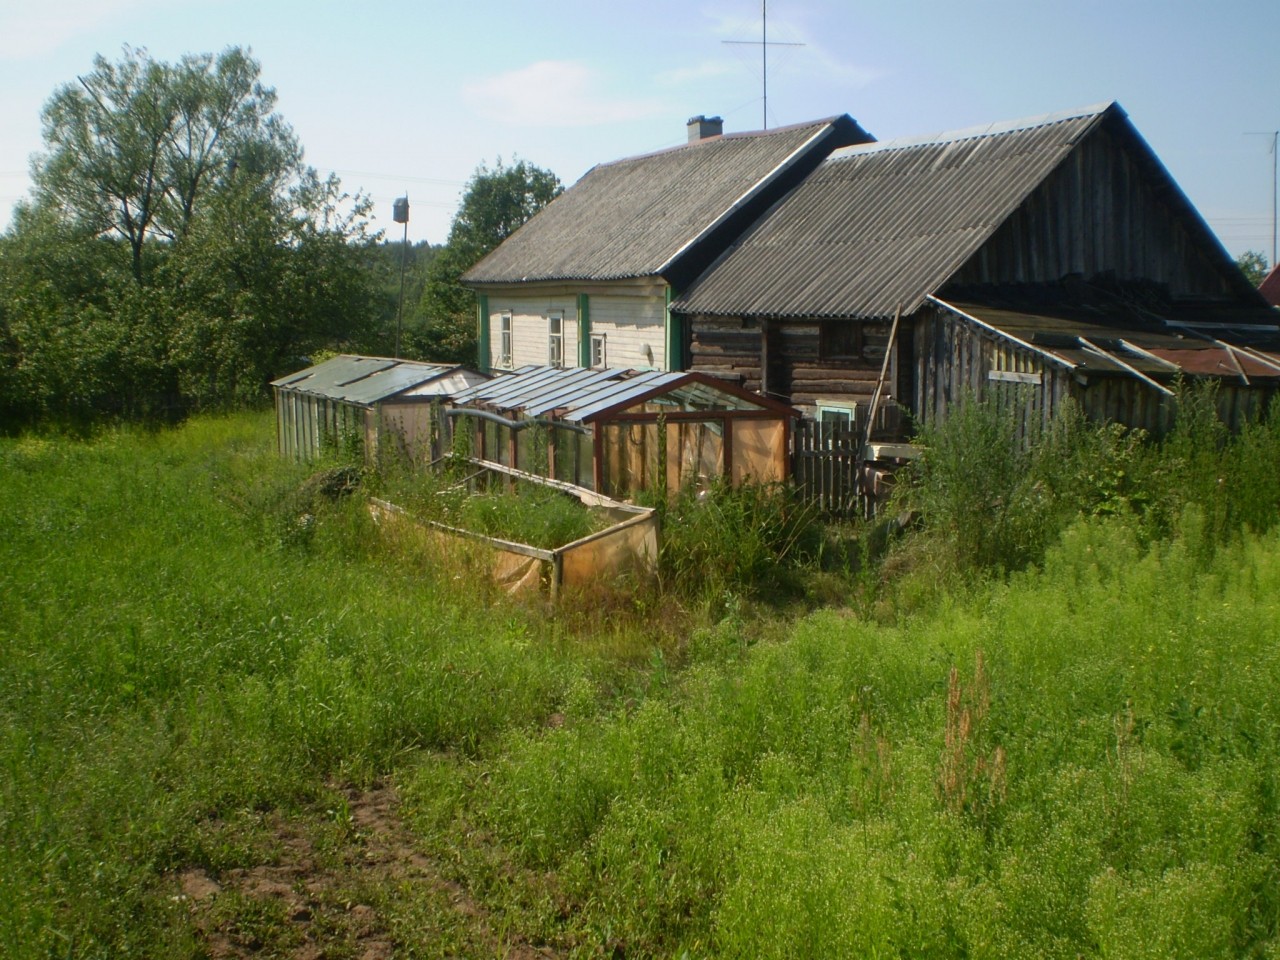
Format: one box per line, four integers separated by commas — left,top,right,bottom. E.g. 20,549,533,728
671,103,1120,320
461,115,869,285
272,355,473,405
448,365,795,424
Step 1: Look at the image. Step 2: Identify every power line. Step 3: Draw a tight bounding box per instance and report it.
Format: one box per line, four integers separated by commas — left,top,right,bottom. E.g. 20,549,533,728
331,169,466,187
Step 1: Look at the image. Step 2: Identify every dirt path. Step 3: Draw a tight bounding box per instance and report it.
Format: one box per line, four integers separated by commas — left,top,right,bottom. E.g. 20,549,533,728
172,782,558,959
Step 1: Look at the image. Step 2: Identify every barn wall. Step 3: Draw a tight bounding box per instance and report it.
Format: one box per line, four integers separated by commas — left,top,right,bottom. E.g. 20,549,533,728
951,125,1236,296
914,303,1194,436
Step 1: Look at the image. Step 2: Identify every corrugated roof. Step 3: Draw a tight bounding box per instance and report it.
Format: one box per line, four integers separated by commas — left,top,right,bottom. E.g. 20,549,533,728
671,103,1118,320
461,116,870,285
272,355,468,405
938,288,1280,383
448,366,794,423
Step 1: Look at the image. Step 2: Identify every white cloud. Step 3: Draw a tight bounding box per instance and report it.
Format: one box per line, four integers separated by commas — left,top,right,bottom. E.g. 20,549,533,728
656,61,738,86
462,60,666,128
0,0,150,60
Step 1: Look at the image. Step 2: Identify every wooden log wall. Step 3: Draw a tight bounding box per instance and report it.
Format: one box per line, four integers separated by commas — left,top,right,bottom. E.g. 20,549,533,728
689,315,906,416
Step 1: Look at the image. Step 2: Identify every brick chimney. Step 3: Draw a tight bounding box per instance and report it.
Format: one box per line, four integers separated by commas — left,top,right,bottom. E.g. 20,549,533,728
687,115,724,142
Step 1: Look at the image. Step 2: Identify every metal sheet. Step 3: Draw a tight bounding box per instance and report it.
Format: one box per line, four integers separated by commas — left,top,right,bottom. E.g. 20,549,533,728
273,355,459,404
672,106,1113,319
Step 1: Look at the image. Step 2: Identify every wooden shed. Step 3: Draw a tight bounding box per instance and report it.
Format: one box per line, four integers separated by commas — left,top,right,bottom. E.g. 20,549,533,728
272,355,489,463
444,366,797,499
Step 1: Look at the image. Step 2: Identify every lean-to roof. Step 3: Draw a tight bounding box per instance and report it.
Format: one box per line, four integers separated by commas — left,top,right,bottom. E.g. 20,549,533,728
272,355,480,406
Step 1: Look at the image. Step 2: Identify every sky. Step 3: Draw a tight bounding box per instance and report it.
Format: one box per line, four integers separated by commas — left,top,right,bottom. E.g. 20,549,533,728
2,0,1278,263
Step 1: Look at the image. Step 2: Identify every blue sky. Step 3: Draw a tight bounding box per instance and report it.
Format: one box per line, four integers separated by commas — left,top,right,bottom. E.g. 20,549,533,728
2,0,1278,262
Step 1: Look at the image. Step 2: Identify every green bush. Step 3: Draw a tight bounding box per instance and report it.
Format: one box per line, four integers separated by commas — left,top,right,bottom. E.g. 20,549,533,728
649,480,824,605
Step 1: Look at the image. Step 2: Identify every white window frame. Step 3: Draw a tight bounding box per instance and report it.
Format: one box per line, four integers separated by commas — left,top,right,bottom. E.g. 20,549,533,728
547,312,564,368
816,401,858,449
499,312,513,368
590,333,607,369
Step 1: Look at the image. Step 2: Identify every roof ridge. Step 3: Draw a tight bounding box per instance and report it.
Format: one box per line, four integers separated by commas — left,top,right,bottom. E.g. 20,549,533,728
590,115,845,171
828,101,1119,161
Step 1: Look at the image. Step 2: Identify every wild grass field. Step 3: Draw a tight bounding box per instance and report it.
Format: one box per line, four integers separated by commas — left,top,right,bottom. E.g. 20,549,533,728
2,407,1279,958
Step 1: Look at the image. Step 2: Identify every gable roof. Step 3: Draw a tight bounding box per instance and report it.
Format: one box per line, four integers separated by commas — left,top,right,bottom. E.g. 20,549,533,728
671,102,1252,320
461,115,871,289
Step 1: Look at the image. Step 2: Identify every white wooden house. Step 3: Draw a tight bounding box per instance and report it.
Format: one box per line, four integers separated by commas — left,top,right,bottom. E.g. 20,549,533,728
461,114,870,375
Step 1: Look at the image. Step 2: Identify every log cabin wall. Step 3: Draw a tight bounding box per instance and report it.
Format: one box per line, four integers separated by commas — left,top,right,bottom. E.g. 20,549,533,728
689,315,905,414
949,124,1236,295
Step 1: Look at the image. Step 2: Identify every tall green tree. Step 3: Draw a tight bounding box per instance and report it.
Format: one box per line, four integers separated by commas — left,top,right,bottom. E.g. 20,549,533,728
34,45,299,283
410,158,561,364
1,46,377,424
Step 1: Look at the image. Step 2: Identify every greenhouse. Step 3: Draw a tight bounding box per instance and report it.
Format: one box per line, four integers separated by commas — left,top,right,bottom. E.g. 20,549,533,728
444,366,797,498
272,355,488,462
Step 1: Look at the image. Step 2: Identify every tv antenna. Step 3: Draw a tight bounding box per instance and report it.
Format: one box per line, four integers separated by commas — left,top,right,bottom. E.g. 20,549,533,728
1246,130,1278,266
723,1,805,130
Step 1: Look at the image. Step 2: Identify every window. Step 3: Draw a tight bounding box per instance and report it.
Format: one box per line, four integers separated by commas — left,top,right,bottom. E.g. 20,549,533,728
547,313,564,367
818,404,854,428
499,313,512,368
817,402,858,448
819,320,864,360
590,334,607,369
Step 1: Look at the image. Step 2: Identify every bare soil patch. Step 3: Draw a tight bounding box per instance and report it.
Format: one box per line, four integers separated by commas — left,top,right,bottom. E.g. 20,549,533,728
170,781,558,959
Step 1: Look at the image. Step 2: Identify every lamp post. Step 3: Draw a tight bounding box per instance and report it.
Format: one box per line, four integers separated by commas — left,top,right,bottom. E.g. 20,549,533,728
393,195,409,358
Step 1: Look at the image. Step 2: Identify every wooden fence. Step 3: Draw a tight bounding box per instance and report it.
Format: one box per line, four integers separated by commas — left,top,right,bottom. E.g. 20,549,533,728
791,418,863,516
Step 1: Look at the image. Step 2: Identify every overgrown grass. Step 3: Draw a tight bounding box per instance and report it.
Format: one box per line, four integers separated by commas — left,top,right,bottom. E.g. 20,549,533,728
886,386,1280,598
467,515,1280,957
0,413,594,957
373,461,609,549
5,405,1280,957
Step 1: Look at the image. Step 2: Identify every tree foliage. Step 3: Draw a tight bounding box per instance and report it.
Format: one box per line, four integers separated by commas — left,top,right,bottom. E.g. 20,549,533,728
35,46,300,282
1,46,377,425
1236,250,1270,287
408,158,562,365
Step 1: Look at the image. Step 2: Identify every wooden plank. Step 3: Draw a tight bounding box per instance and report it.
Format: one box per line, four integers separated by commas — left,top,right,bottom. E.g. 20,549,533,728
988,369,1042,385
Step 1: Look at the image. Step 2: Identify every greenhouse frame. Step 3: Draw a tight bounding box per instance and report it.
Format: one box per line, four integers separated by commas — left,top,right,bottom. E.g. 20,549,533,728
444,366,798,499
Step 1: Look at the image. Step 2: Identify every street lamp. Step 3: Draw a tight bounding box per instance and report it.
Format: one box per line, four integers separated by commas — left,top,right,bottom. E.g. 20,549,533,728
393,195,409,358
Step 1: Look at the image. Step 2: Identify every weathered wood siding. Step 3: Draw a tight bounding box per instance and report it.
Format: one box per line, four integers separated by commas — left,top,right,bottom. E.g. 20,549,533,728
915,303,1075,439
951,125,1236,295
913,303,1259,436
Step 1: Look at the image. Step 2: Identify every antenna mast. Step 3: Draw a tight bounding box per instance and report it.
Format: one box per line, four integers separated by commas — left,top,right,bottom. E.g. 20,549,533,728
723,1,804,130
1246,130,1279,266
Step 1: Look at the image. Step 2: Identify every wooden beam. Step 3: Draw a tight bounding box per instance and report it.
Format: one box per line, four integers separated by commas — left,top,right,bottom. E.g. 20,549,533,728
1077,337,1175,397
